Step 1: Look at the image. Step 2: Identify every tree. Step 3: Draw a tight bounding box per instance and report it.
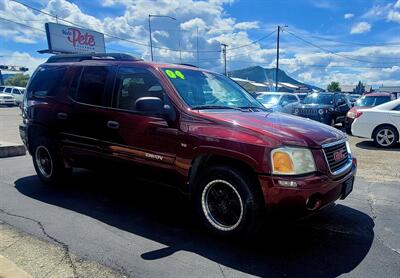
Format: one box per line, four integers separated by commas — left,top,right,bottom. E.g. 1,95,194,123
354,81,365,94
327,81,341,92
5,74,30,87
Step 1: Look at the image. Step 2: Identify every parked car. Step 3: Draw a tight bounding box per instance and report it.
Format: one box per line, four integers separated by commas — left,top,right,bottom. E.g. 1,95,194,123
345,92,392,133
293,92,351,126
0,92,16,106
20,53,356,237
352,98,400,148
345,93,361,104
256,92,300,114
1,86,26,105
295,93,308,103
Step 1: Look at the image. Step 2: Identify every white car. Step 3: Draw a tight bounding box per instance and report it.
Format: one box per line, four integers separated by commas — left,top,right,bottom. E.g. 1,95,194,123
256,92,300,114
0,92,17,106
0,86,25,105
352,98,400,148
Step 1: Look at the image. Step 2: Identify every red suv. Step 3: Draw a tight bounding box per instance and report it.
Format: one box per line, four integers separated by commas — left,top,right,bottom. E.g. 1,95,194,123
20,54,356,237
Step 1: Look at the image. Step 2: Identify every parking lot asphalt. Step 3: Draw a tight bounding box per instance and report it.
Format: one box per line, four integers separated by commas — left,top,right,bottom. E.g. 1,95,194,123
0,107,399,277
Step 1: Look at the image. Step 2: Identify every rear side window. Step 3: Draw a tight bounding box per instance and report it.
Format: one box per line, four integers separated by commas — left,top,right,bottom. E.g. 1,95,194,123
72,66,110,106
27,66,67,97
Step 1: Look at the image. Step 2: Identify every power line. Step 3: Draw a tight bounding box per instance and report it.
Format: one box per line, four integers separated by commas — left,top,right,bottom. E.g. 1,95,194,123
10,0,221,54
227,29,276,50
284,29,400,65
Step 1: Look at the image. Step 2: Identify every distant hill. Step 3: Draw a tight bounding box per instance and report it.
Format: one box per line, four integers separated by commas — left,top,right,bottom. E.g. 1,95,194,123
228,66,321,90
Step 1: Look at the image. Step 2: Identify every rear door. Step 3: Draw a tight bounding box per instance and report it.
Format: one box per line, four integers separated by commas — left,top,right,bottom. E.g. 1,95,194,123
58,65,115,160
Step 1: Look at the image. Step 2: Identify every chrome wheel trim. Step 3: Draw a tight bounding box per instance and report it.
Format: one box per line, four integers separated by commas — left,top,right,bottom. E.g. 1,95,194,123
201,179,244,232
376,129,395,146
35,145,53,178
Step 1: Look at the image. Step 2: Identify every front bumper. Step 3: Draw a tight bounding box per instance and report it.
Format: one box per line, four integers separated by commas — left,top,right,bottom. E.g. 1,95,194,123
258,158,357,212
0,99,16,105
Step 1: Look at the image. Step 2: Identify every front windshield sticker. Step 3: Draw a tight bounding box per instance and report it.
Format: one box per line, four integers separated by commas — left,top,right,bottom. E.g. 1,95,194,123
164,69,185,79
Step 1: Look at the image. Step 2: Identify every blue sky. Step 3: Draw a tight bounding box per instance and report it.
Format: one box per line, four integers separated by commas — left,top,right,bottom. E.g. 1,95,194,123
1,0,400,88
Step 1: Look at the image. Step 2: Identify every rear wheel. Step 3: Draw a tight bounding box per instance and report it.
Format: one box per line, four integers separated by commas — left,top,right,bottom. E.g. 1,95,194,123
194,165,264,238
32,137,71,184
373,126,399,148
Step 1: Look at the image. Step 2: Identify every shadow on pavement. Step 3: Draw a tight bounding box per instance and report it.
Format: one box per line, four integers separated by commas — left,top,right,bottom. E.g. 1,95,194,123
355,140,400,151
15,170,374,278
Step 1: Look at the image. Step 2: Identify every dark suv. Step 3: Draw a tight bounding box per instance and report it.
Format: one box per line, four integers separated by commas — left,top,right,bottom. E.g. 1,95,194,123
293,92,352,126
20,54,356,237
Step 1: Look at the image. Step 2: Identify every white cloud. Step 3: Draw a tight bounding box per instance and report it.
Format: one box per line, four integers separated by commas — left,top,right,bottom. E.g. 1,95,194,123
234,21,259,30
395,0,400,9
350,22,371,34
0,52,46,75
344,13,354,19
388,10,400,22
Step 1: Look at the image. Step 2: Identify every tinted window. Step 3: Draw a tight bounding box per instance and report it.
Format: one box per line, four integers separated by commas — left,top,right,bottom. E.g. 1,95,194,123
27,67,67,97
286,95,298,103
74,66,110,106
114,67,165,111
0,86,4,91
393,105,400,111
12,89,21,95
356,96,391,107
4,87,12,93
303,94,334,105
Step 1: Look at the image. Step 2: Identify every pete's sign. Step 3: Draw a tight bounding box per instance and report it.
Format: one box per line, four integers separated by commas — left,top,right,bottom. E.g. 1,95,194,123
45,22,105,54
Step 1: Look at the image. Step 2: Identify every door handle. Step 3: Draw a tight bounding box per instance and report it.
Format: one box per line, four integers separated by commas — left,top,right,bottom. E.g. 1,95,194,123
107,121,120,129
57,112,68,120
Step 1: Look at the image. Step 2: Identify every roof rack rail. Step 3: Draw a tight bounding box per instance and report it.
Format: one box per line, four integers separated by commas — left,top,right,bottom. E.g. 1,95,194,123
175,63,198,68
46,53,143,63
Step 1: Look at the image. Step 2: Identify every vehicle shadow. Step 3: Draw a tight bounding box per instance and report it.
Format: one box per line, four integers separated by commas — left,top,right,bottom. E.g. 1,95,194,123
356,140,400,151
15,170,374,278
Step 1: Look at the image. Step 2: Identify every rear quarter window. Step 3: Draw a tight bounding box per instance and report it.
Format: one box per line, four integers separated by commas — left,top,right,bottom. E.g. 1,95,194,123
27,66,67,97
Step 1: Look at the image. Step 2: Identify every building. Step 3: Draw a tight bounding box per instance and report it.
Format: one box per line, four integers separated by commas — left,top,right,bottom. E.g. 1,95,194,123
340,84,372,94
378,86,400,99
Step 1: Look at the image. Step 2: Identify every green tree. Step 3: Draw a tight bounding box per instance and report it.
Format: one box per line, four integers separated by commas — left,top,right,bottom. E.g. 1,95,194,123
327,81,341,92
5,74,30,87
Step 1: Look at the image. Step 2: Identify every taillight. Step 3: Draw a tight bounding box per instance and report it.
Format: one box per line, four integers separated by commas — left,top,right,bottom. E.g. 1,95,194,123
355,111,363,118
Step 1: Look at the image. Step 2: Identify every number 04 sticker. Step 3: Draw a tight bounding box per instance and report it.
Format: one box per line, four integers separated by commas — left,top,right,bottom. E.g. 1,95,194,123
165,69,185,80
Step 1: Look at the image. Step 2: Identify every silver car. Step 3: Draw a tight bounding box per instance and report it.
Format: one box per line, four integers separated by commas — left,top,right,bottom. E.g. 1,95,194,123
256,92,300,114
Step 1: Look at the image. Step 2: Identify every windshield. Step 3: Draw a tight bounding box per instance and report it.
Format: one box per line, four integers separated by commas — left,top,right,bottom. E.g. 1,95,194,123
303,94,334,105
256,94,280,104
162,68,264,110
355,95,391,107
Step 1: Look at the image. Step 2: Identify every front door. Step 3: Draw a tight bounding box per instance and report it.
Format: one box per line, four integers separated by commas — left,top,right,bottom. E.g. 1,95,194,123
102,66,179,173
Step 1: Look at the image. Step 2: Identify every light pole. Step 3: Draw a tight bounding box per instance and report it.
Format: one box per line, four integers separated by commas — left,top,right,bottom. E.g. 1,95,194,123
148,14,177,61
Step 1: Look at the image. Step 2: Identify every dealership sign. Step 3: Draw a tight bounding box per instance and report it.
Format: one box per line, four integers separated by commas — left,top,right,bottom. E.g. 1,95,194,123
45,22,105,54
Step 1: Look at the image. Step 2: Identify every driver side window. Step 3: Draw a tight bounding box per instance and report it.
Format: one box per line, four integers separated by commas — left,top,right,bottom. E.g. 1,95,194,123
114,67,165,112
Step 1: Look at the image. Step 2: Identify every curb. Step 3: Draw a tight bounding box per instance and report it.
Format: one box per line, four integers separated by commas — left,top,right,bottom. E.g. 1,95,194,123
0,255,32,278
0,142,26,158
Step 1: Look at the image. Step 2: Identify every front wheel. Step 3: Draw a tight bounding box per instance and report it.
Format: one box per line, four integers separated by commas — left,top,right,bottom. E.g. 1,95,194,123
32,137,71,184
194,165,265,238
373,126,399,148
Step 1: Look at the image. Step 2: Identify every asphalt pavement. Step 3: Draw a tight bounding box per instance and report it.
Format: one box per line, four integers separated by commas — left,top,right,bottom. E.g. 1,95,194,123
0,153,399,278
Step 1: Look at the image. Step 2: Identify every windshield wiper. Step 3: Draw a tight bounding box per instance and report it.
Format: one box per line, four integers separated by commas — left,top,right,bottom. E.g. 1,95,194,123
238,106,269,112
191,105,247,111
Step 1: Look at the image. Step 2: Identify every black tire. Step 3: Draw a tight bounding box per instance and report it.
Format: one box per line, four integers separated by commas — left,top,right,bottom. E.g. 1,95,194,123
193,165,265,239
32,136,71,185
373,125,399,148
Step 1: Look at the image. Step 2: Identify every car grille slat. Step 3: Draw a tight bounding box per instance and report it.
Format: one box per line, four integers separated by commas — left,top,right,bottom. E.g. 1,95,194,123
323,141,350,173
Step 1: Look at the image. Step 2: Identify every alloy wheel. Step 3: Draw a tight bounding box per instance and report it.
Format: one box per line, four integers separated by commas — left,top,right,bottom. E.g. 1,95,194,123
35,146,53,178
376,129,395,147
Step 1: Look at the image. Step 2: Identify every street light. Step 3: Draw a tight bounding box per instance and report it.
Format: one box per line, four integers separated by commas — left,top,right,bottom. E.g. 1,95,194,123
148,14,177,61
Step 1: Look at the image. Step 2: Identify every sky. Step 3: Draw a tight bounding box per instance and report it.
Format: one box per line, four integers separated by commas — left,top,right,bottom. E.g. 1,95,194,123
1,0,400,88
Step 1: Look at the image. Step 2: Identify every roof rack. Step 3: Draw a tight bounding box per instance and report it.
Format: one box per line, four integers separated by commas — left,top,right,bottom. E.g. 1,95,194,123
175,63,198,68
46,53,143,63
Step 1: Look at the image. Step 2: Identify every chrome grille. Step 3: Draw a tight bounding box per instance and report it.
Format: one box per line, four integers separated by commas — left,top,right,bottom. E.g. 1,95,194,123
323,141,349,173
298,108,317,115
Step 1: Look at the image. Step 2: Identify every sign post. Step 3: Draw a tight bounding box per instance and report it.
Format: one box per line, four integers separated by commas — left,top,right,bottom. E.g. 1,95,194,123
42,22,106,54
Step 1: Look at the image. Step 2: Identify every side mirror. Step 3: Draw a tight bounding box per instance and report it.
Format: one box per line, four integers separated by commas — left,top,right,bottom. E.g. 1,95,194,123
135,97,163,113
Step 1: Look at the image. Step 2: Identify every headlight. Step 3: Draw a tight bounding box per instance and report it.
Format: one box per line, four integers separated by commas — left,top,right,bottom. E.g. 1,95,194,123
271,147,316,175
345,141,352,155
318,108,324,115
347,111,355,119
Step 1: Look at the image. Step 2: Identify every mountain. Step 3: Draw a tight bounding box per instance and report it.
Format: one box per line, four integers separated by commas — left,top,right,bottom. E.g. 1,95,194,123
228,66,321,90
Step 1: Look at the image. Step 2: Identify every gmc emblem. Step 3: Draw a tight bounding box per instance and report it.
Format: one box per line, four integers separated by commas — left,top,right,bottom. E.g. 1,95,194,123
333,150,345,161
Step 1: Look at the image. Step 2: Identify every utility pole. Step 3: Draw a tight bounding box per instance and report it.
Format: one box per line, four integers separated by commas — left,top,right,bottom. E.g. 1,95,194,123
275,25,287,92
221,43,227,76
148,15,153,61
196,27,199,67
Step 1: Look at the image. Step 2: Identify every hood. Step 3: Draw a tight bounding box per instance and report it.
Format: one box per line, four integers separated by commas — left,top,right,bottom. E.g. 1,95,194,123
298,104,332,109
198,111,346,148
0,93,14,98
